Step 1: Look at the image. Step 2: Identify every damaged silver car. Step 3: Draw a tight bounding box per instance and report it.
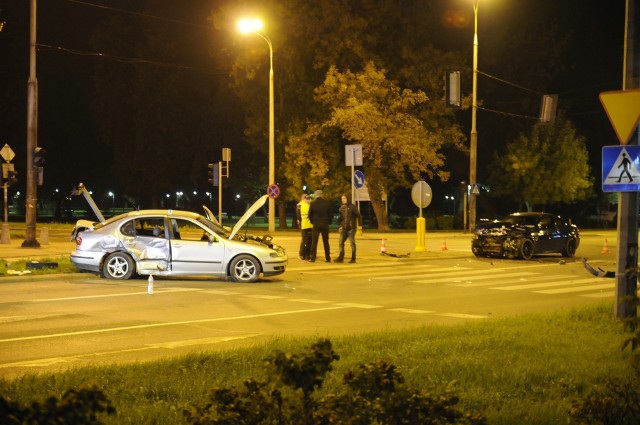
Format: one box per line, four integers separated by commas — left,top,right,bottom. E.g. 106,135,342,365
471,212,579,260
70,195,287,282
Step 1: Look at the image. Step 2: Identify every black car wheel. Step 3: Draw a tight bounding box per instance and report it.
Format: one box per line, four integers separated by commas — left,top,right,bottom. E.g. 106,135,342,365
518,239,534,260
102,252,135,280
561,238,577,257
229,254,260,283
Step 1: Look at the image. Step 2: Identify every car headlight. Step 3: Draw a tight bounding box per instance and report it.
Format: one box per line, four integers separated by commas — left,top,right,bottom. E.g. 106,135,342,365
270,247,286,258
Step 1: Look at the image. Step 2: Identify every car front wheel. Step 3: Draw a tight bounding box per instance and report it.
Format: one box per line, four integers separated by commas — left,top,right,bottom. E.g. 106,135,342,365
561,238,577,257
229,254,260,283
518,239,534,260
102,252,135,280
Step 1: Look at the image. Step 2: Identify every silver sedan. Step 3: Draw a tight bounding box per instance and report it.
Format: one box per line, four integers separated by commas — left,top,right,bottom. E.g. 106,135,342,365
70,195,287,282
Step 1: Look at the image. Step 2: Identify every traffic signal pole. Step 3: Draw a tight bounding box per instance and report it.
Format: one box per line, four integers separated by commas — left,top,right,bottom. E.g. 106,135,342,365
23,0,39,247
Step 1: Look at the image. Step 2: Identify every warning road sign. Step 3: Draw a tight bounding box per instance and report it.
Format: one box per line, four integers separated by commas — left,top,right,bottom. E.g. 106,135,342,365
599,89,640,145
602,145,640,192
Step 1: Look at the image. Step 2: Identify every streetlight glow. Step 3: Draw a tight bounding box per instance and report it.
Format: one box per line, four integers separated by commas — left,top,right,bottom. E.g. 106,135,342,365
238,17,275,233
238,18,263,33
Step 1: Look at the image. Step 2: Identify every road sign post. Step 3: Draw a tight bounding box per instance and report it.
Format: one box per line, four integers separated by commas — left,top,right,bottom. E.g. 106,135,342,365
411,181,432,252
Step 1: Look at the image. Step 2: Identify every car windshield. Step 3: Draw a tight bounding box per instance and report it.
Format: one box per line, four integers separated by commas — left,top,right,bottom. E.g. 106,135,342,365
195,215,232,238
502,215,543,226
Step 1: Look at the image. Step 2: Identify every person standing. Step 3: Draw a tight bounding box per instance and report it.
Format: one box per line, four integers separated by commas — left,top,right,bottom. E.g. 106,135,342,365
334,193,362,263
308,189,332,262
296,193,312,260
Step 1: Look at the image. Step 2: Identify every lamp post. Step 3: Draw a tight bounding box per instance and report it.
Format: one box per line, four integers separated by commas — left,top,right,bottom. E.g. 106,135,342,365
469,0,479,232
238,18,275,233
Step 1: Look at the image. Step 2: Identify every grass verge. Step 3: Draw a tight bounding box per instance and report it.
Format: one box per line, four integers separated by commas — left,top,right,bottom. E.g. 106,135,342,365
0,301,633,424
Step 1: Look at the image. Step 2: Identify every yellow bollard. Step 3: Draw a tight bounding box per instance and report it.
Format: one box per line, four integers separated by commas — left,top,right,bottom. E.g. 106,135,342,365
415,216,426,252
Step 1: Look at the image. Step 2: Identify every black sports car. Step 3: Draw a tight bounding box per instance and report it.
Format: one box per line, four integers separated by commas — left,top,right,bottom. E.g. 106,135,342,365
471,212,580,260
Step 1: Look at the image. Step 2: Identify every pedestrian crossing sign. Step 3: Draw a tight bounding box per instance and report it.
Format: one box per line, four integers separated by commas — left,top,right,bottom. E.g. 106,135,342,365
602,145,640,192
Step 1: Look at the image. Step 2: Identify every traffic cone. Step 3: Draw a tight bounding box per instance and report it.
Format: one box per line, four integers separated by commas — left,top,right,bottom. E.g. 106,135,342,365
147,274,154,295
601,239,609,254
380,238,387,254
441,240,448,251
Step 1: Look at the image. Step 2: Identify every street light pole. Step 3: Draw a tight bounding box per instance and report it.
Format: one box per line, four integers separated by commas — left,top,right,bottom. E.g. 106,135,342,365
238,19,275,233
469,0,479,232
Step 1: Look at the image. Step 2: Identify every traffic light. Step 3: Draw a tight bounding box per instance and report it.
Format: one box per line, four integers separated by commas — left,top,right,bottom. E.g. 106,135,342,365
2,163,17,186
207,163,215,186
33,146,45,167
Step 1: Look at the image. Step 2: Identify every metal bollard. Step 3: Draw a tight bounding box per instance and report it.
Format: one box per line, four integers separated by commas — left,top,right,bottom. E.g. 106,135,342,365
40,227,49,245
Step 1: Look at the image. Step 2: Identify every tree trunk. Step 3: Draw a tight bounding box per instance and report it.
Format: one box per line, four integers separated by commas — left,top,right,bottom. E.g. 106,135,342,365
371,198,389,230
278,200,288,229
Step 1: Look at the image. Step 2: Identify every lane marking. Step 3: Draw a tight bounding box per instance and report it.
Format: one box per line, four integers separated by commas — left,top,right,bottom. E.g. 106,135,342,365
388,308,434,314
451,274,576,288
30,287,199,302
415,271,538,284
242,294,285,300
437,313,488,319
491,277,609,291
333,303,382,309
0,306,346,344
288,299,333,304
580,291,614,298
535,283,614,294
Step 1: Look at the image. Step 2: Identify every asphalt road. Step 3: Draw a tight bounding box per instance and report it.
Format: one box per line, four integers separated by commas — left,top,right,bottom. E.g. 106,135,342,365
0,229,619,379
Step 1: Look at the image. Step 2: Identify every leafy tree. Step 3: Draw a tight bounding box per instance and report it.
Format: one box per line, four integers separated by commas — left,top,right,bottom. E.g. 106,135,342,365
285,62,464,230
488,114,592,210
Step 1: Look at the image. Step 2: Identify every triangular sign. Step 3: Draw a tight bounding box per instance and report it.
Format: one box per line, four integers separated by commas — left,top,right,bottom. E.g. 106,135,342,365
599,89,640,145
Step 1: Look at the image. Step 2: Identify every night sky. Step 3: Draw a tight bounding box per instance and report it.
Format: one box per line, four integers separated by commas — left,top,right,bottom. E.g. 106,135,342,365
0,0,633,219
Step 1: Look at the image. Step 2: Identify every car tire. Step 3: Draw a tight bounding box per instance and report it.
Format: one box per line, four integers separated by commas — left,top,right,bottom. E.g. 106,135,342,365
102,252,135,280
229,254,260,283
561,238,577,258
518,239,534,260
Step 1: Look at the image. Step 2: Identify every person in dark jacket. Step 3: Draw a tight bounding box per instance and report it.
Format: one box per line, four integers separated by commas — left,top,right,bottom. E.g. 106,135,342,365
334,193,362,263
308,189,332,262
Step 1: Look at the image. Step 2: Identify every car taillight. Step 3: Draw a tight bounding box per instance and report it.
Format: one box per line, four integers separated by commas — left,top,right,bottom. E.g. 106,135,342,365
75,236,82,246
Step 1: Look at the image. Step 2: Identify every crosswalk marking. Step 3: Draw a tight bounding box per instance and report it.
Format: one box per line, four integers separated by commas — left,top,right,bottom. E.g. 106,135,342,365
452,274,575,288
415,271,538,284
491,277,609,291
581,291,615,298
535,283,614,294
388,308,435,314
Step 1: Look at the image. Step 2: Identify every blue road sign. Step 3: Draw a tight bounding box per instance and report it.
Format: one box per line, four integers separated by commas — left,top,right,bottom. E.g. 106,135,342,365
602,145,640,192
354,170,365,188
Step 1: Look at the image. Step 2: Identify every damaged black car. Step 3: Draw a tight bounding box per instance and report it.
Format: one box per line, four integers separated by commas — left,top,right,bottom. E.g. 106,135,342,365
471,212,579,260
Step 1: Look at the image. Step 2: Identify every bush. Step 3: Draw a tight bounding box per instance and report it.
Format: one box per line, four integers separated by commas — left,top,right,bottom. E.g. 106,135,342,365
184,339,485,425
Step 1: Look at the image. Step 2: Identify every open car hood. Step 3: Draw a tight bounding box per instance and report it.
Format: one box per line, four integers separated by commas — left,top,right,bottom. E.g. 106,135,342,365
229,194,268,239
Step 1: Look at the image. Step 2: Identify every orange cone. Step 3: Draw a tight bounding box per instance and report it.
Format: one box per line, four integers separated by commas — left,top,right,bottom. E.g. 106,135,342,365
380,238,387,254
601,238,609,254
441,240,448,251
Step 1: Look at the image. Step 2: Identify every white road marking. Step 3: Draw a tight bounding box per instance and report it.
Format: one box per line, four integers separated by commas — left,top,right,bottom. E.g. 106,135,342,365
388,308,435,314
491,277,609,291
30,287,200,302
535,283,614,294
437,313,488,319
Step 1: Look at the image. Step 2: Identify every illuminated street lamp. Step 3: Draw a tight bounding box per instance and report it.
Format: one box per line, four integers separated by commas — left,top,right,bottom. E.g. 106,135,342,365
469,0,480,232
108,191,114,209
238,17,275,233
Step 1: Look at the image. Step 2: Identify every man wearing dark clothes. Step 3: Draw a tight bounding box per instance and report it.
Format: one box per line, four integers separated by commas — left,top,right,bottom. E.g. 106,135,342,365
308,189,333,262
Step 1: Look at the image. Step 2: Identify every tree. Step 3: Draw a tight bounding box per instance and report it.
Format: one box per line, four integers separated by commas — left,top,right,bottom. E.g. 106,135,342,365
285,62,465,230
488,115,593,211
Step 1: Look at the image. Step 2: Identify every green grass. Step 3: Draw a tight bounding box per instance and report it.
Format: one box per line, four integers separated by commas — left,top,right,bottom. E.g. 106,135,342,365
0,301,634,424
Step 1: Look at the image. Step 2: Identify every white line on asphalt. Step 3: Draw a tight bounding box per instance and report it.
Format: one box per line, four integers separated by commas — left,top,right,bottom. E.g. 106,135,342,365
242,294,285,300
415,271,538,284
333,303,383,309
0,306,347,344
30,287,200,302
580,291,614,298
387,308,435,314
437,313,488,319
288,299,333,304
491,277,610,291
451,274,575,288
534,283,614,294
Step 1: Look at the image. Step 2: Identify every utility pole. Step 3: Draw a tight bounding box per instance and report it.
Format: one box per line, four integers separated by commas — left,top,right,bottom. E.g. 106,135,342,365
23,0,39,247
615,0,639,319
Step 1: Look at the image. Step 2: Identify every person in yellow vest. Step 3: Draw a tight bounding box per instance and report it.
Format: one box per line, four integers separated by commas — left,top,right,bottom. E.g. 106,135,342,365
296,193,313,260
